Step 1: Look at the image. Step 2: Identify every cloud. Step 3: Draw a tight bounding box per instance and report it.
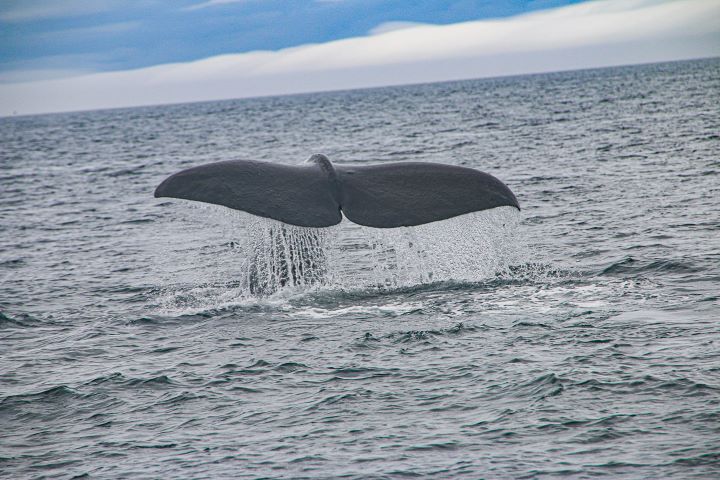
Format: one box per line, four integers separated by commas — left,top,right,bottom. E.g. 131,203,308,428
368,21,430,36
0,51,132,83
1,0,718,115
0,67,94,84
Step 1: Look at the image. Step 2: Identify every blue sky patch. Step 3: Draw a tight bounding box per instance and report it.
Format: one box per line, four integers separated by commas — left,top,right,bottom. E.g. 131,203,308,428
0,0,587,79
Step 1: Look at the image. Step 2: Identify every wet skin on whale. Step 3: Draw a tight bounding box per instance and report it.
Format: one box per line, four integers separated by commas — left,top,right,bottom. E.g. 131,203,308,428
154,154,520,228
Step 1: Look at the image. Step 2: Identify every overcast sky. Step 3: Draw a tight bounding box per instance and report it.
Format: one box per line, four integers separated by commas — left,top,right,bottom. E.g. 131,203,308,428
1,0,718,116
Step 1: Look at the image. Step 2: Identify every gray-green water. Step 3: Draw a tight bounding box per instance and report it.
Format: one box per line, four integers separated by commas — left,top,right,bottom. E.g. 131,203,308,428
1,58,719,479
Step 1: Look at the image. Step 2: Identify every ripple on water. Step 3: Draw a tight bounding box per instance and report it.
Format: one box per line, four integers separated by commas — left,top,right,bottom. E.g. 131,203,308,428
1,59,719,479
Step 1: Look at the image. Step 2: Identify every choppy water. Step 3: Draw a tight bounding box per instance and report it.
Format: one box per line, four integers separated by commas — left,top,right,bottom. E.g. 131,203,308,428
1,58,719,479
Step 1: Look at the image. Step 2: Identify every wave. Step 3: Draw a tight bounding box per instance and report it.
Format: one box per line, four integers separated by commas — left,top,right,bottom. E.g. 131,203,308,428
0,311,41,328
601,256,702,275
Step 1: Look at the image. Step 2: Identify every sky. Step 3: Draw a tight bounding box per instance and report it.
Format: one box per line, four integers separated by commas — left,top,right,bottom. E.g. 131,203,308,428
0,0,718,115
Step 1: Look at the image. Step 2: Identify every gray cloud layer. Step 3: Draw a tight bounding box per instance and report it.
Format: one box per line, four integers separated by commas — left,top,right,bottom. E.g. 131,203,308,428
2,0,718,116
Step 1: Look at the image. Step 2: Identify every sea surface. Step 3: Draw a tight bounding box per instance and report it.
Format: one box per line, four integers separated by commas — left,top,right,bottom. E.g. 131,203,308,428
1,58,719,479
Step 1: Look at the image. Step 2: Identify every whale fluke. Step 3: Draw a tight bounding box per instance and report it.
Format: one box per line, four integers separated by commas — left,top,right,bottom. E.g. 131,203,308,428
336,161,519,228
154,159,341,227
154,154,519,228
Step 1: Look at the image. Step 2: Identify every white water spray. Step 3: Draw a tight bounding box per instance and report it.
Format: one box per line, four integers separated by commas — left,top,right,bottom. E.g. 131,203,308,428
156,205,526,312
326,207,525,290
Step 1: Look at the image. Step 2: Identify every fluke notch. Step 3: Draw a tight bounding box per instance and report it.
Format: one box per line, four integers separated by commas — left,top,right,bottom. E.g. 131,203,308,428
154,154,519,228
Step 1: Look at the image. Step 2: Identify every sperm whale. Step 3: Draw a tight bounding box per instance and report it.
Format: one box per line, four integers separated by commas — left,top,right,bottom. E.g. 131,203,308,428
154,154,520,227
155,154,519,294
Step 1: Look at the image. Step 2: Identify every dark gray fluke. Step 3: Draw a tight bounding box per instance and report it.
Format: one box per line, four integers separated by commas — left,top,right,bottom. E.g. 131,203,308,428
154,154,519,228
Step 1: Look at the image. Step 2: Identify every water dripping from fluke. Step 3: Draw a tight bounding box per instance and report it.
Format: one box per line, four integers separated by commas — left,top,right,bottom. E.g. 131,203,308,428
228,207,518,291
153,206,530,315
244,221,331,296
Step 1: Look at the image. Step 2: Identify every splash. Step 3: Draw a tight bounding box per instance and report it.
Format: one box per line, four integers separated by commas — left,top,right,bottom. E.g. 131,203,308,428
236,206,525,295
243,220,332,294
327,207,525,290
155,206,526,312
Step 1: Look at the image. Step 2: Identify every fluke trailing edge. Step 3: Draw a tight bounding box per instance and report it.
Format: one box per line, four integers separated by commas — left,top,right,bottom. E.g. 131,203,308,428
154,154,519,228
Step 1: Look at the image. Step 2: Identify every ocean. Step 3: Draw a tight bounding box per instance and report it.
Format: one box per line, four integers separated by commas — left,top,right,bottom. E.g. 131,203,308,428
1,58,719,479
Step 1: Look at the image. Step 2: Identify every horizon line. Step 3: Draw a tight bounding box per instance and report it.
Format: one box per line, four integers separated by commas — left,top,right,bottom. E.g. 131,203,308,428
2,56,717,120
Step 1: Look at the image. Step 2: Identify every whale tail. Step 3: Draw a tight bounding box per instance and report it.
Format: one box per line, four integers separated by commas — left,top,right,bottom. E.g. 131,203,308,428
154,154,519,228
